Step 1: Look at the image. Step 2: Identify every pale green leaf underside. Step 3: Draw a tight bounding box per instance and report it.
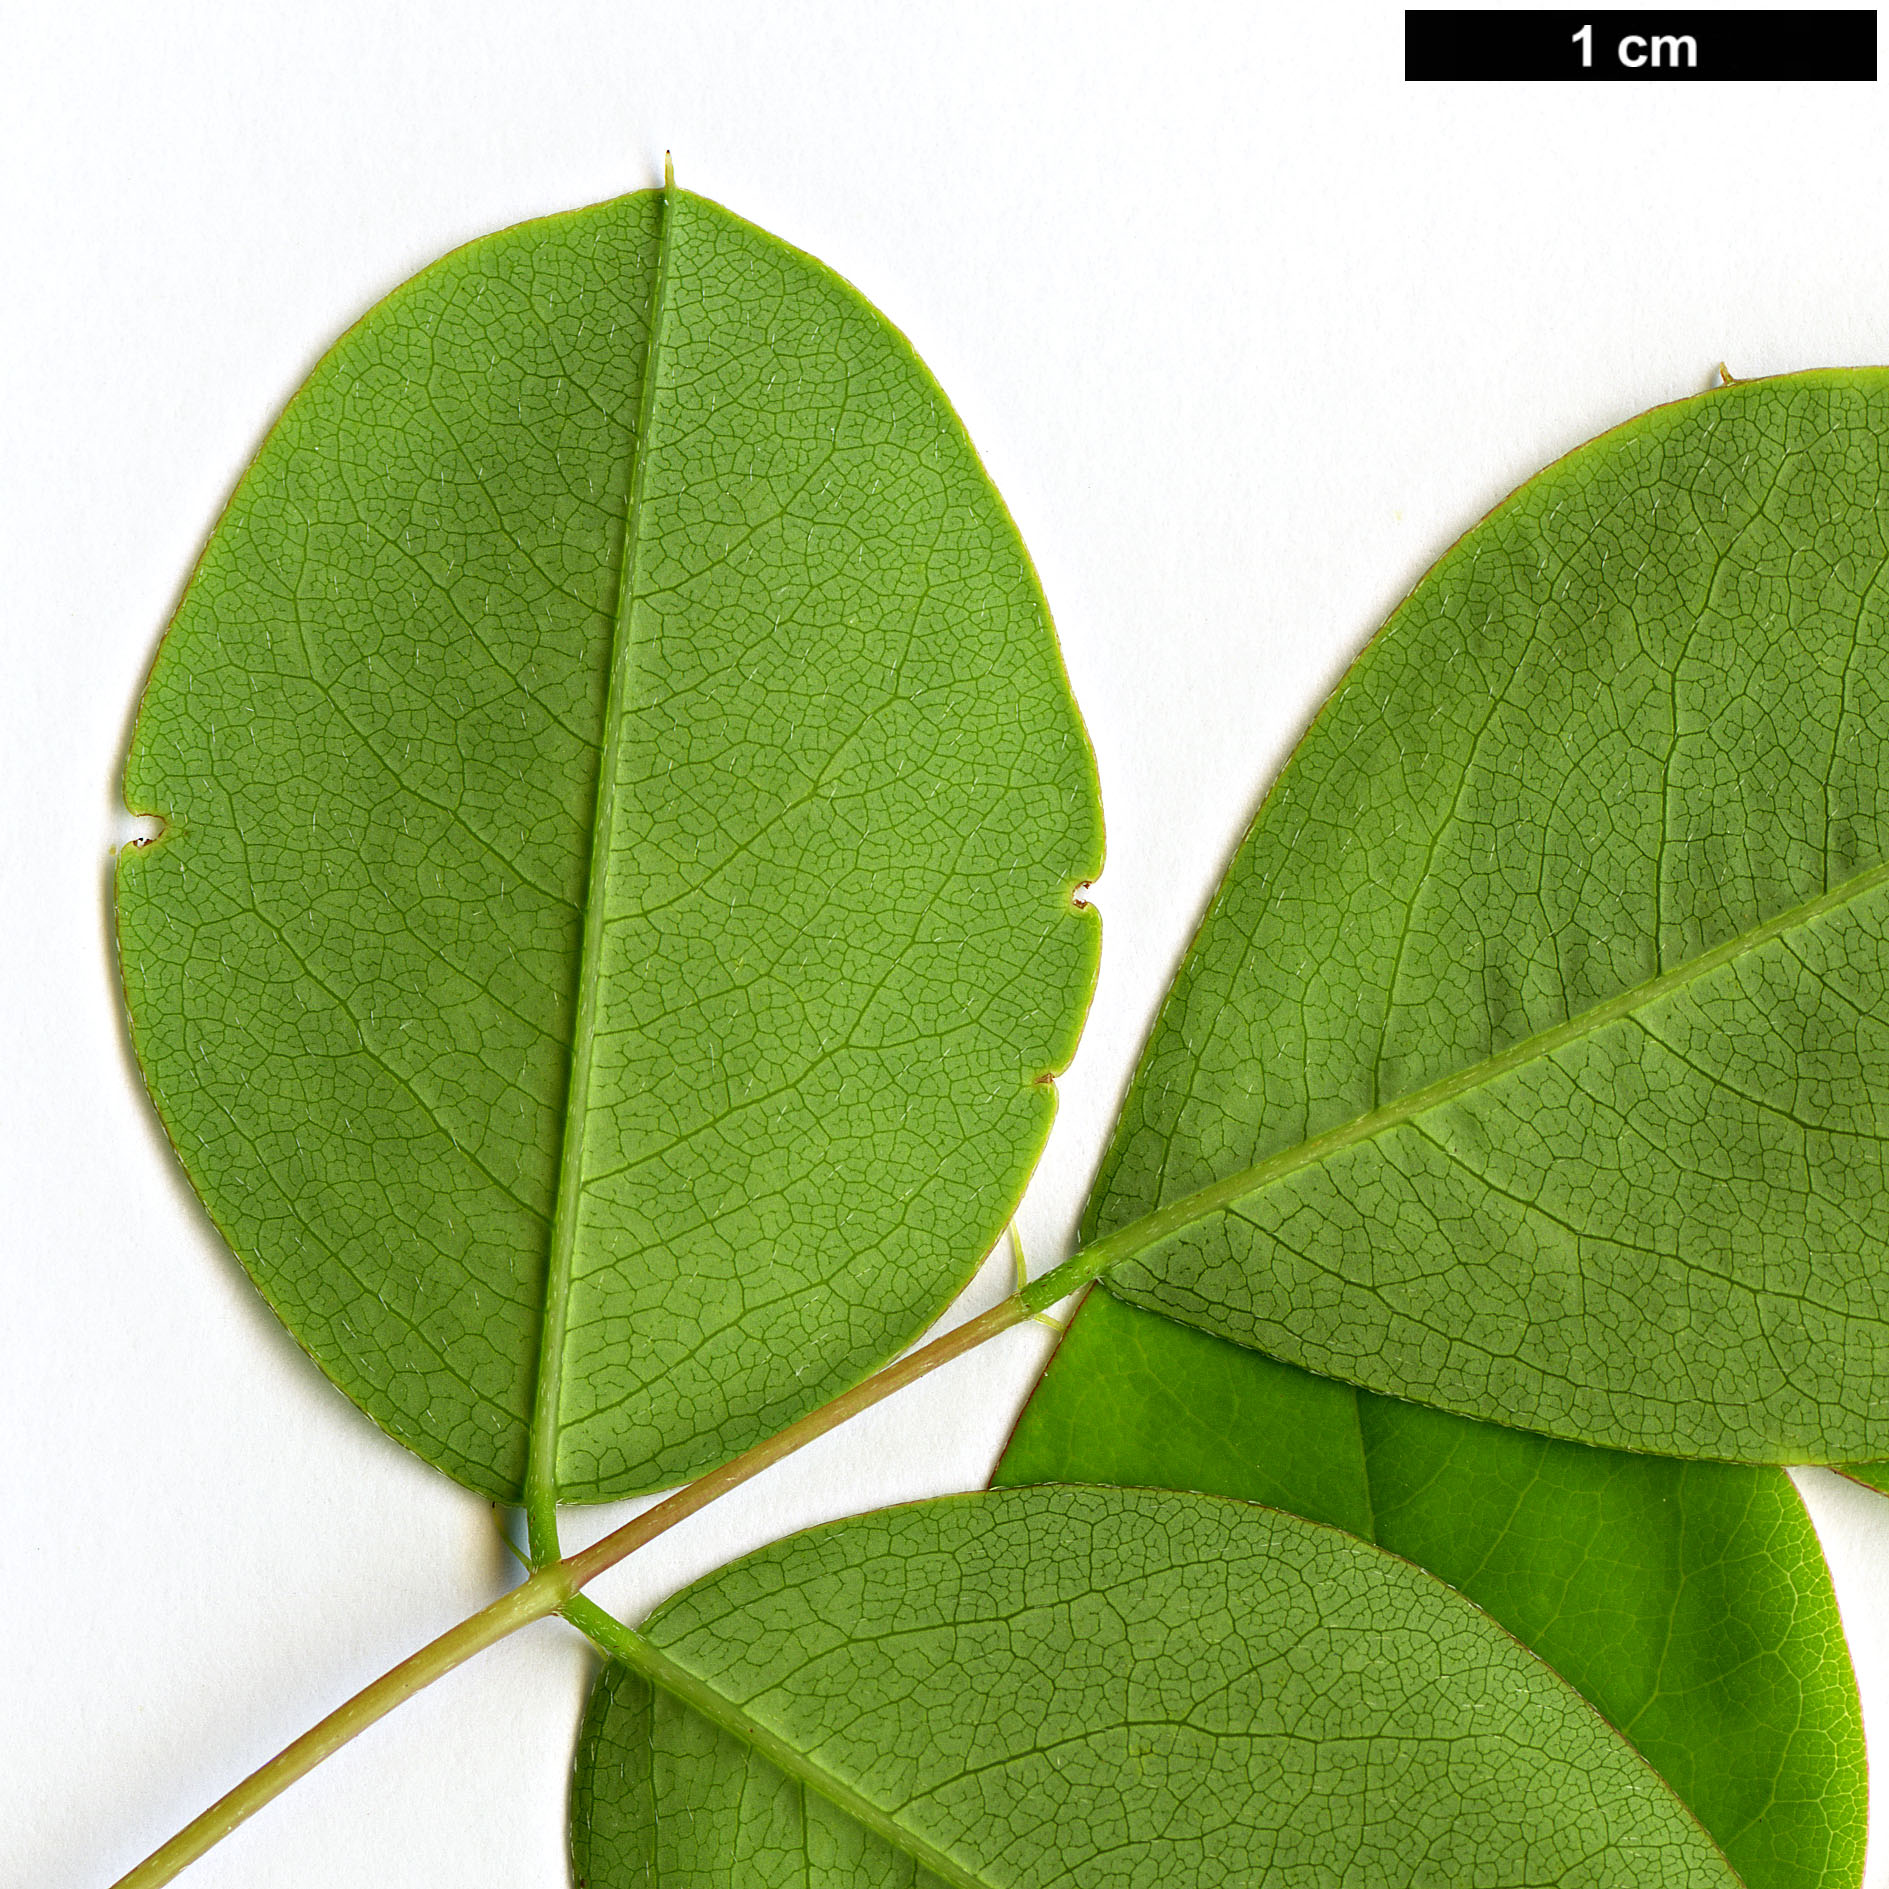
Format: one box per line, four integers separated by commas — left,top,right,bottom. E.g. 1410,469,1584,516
996,1288,1865,1889
1093,371,1889,1462
570,1487,1738,1887
116,188,1101,1500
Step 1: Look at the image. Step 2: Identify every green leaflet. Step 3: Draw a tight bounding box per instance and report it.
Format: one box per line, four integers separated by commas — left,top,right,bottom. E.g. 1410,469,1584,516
996,1289,1866,1889
115,187,1101,1503
1087,370,1889,1464
1840,1463,1889,1495
569,1487,1739,1888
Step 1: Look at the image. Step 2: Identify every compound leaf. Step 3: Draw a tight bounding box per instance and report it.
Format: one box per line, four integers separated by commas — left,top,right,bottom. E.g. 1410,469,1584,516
1090,371,1889,1464
570,1486,1740,1888
997,1288,1866,1889
115,186,1101,1502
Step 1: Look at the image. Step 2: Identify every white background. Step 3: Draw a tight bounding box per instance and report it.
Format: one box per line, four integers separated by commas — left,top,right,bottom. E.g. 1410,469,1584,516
7,3,1889,1883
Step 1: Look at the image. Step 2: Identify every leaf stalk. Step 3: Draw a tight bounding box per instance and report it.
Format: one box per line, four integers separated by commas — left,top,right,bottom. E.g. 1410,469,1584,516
115,1133,1365,1888
110,1564,576,1889
108,1294,1038,1887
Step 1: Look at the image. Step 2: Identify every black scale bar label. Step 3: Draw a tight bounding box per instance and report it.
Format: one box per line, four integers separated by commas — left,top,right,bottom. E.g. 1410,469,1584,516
1407,10,1876,79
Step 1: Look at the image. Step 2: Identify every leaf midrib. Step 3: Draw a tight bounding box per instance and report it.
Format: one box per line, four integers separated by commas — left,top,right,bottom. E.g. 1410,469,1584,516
523,185,679,1554
579,1529,1744,1889
575,1600,993,1889
1031,849,1889,1305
